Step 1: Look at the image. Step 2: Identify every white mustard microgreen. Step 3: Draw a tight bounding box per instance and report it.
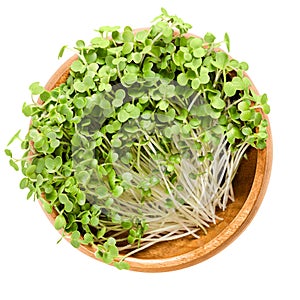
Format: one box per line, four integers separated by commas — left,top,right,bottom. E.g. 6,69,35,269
6,8,270,270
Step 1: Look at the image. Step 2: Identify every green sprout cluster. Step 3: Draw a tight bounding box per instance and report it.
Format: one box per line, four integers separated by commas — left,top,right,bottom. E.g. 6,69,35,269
6,8,270,270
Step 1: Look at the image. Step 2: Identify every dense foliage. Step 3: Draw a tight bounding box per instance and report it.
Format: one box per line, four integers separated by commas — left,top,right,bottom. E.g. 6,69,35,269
6,8,270,269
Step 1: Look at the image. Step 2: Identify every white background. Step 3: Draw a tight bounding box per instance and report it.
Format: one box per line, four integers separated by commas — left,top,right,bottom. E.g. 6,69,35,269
0,0,299,299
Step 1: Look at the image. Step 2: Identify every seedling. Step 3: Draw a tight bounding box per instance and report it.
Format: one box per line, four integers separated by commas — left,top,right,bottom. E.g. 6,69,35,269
5,8,270,269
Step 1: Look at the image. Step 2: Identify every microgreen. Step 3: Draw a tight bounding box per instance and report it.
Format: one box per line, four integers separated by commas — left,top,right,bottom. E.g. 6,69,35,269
6,8,270,270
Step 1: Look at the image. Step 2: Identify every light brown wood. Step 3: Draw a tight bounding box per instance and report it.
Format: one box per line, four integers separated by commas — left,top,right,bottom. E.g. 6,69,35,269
40,35,273,272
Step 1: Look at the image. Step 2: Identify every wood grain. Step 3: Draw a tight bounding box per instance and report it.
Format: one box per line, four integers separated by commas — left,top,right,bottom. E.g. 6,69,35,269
40,36,273,272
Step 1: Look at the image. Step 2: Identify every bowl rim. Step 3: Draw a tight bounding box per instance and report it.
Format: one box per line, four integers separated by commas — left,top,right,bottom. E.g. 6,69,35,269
41,33,273,272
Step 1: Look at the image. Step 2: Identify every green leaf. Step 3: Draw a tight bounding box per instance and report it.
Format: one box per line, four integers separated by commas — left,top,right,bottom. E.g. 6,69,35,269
190,38,203,49
112,57,127,66
26,189,35,200
64,201,73,213
7,129,21,146
74,81,86,93
106,236,116,246
83,75,95,90
91,37,110,48
121,73,137,85
113,89,125,105
22,102,33,117
106,121,121,133
132,52,143,64
122,42,134,55
240,110,254,121
76,40,85,48
98,25,120,33
4,149,12,158
45,157,55,171
160,7,169,16
142,45,150,56
9,159,19,171
162,26,173,39
239,61,249,70
256,139,266,149
54,156,62,169
54,215,66,230
213,51,228,69
77,190,86,205
127,235,135,244
25,164,36,176
112,213,122,224
42,201,53,214
211,96,226,109
107,46,123,56
59,194,69,204
232,77,244,90
224,82,236,97
224,32,230,52
29,82,44,95
204,32,216,43
157,100,169,110
58,45,67,59
73,97,86,109
96,185,108,197
226,126,243,144
262,103,271,114
111,152,118,163
260,94,268,105
135,30,148,43
71,231,81,241
183,52,192,62
191,78,201,89
112,185,124,197
238,100,250,111
71,239,81,248
128,106,140,119
99,98,111,110
101,252,113,264
71,60,85,73
111,138,122,148
40,91,51,102
81,212,90,225
189,118,201,128
75,171,90,185
46,190,57,202
36,174,44,186
122,172,133,183
199,67,210,84
114,261,130,270
90,216,99,227
229,106,240,120
111,97,123,108
19,177,29,189
254,112,262,126
83,233,93,244
193,47,206,58
97,227,106,238
117,110,130,123
242,127,253,136
71,133,82,147
177,73,188,86
107,169,116,189
122,30,134,42
121,220,133,229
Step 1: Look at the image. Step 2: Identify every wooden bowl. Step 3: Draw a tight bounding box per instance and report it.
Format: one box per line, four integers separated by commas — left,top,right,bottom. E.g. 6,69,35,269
41,50,272,272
